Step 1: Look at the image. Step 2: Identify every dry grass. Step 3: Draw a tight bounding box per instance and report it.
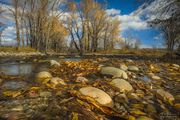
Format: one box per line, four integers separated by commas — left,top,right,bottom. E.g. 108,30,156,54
0,46,37,53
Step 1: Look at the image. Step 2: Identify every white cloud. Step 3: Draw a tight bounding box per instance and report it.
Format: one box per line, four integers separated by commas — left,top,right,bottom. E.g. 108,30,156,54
117,14,148,30
1,26,16,41
106,9,121,16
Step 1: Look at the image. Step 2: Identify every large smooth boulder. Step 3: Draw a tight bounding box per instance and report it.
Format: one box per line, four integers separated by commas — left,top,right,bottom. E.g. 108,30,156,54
49,60,60,67
36,71,52,83
79,87,114,107
128,66,139,72
111,79,133,92
100,67,128,79
156,89,174,103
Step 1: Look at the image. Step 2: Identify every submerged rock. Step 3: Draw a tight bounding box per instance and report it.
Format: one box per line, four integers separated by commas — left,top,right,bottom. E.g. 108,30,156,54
111,79,133,92
36,71,52,83
114,93,129,103
49,60,60,67
100,67,128,79
128,66,139,72
79,87,114,107
156,89,174,103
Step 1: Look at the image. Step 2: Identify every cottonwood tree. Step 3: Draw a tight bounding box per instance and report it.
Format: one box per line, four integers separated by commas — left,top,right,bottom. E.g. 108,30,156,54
66,0,121,54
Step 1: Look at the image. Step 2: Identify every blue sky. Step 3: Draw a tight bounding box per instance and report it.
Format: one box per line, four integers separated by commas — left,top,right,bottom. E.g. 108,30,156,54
99,0,164,48
0,0,165,48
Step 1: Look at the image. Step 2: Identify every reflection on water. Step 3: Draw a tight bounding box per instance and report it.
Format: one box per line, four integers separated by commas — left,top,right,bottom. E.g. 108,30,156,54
2,81,27,90
0,63,48,76
139,75,151,82
0,57,81,76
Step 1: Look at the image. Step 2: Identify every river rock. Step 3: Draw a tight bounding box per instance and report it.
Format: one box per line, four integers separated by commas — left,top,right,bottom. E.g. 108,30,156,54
36,71,52,83
126,59,134,63
49,60,60,67
50,77,66,86
111,79,133,92
114,93,129,103
76,77,88,83
146,104,157,113
156,89,174,103
172,64,179,68
151,75,161,80
120,64,128,71
128,66,139,72
79,87,113,107
100,67,128,79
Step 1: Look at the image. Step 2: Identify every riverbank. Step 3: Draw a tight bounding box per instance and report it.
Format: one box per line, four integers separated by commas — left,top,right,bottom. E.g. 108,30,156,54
0,58,179,119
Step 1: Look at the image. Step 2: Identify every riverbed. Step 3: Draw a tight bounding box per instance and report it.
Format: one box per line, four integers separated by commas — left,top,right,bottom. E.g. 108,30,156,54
0,56,179,120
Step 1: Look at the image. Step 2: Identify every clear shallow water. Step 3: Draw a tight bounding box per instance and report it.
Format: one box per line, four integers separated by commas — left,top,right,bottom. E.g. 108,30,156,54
139,75,151,82
0,63,48,76
0,57,81,76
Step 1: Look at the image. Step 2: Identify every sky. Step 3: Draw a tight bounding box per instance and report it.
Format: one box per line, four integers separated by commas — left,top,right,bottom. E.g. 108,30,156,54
100,0,165,48
0,0,166,48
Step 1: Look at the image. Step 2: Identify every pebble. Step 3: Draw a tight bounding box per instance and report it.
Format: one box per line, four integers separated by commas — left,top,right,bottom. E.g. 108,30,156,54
76,77,88,83
156,89,174,103
50,77,66,86
151,75,161,80
49,60,60,67
120,64,128,71
128,66,139,72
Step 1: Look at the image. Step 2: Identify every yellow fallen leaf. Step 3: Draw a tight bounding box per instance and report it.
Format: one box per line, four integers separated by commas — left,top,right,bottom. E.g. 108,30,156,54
3,91,21,97
72,112,78,120
30,87,40,90
128,115,136,120
130,109,146,115
174,103,180,109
